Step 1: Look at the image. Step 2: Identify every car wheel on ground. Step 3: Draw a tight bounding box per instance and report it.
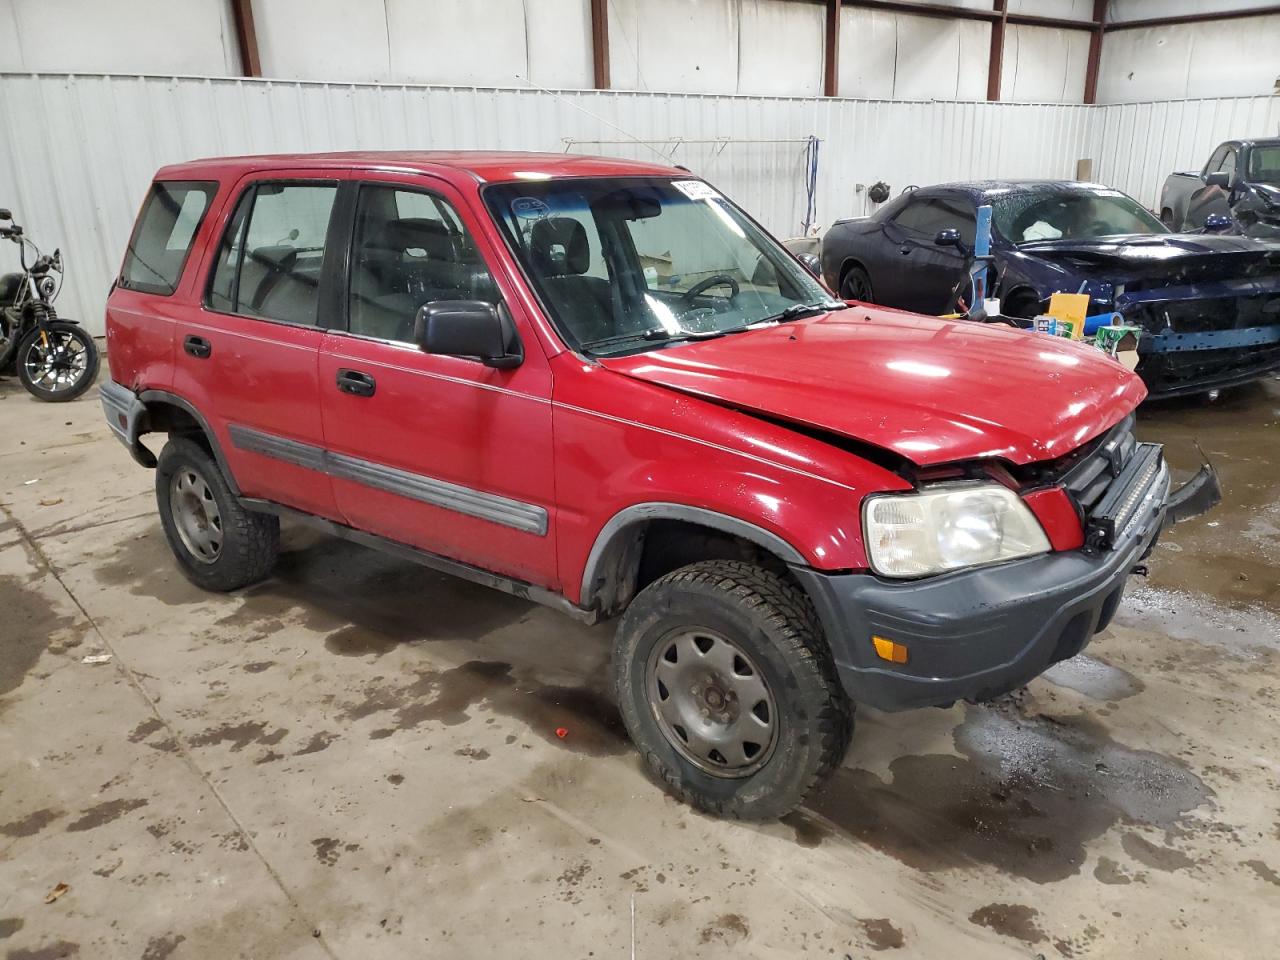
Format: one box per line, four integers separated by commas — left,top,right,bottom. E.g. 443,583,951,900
613,559,853,820
839,264,874,302
156,436,279,591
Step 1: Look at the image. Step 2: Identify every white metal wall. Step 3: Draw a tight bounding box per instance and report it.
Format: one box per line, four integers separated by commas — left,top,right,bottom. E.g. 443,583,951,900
0,72,1271,336
1093,96,1280,212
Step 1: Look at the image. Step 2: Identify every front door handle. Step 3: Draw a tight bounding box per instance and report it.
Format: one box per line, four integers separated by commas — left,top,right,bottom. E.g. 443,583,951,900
899,244,913,255
183,335,212,359
336,368,376,398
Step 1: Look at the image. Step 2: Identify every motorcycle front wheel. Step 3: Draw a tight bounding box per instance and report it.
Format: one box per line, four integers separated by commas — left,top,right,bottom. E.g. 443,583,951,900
16,321,100,402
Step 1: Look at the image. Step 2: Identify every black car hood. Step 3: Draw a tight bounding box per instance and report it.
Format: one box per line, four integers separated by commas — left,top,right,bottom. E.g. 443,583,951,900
1017,233,1280,284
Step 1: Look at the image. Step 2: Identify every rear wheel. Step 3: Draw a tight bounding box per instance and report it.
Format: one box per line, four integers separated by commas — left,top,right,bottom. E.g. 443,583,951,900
839,264,874,303
15,321,99,401
156,437,279,591
614,560,852,820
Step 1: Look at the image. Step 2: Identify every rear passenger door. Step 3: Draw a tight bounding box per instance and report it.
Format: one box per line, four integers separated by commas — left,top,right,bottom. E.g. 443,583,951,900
177,171,346,519
317,174,558,588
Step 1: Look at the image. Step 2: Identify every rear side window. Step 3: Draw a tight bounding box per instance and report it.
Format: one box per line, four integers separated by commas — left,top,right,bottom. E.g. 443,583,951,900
207,181,338,326
119,181,217,295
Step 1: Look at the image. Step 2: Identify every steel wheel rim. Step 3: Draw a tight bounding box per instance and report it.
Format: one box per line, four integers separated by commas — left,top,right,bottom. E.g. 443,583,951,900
170,469,223,564
646,627,778,778
23,331,88,393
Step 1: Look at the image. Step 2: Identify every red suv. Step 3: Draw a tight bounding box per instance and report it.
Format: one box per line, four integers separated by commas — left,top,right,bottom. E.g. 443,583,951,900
101,152,1217,818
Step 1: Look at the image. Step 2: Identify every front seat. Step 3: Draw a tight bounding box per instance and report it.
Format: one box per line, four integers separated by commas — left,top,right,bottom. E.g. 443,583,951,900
529,218,614,342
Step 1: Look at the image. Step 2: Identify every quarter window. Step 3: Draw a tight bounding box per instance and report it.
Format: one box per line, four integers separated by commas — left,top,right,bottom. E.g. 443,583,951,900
347,185,500,343
207,182,338,326
120,181,217,295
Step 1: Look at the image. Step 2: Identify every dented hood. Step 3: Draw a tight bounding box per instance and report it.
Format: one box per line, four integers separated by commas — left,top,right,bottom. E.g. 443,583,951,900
601,308,1147,467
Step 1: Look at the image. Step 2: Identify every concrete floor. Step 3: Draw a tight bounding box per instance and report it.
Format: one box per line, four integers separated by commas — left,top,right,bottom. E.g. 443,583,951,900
1,369,1277,960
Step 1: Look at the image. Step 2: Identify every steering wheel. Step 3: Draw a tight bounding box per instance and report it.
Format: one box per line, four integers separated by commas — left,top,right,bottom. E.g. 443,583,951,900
683,274,740,302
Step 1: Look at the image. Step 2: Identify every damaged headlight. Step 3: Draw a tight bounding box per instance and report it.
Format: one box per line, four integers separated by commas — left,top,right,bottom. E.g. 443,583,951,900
863,484,1051,578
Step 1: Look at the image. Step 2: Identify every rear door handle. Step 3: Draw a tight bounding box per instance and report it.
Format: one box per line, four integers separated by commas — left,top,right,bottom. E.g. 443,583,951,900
899,244,913,255
183,335,212,359
336,368,376,397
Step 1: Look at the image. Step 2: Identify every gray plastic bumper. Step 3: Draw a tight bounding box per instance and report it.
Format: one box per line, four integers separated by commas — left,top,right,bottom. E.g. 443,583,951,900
794,457,1213,712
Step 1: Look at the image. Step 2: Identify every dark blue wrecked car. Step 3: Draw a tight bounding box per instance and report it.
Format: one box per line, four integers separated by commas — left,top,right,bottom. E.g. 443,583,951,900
819,180,1280,398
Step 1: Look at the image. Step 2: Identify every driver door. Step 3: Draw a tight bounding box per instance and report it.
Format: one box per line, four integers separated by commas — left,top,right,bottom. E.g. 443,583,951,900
880,196,973,313
1187,145,1236,230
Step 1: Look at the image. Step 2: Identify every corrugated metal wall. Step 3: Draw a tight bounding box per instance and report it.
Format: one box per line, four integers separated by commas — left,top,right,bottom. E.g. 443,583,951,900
1093,96,1280,212
0,72,1270,335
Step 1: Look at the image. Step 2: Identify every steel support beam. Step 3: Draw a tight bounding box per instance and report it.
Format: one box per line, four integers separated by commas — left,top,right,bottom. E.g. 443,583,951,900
590,0,610,89
1105,5,1280,30
824,0,841,97
987,0,1007,102
230,0,261,78
843,0,1097,31
1083,0,1108,104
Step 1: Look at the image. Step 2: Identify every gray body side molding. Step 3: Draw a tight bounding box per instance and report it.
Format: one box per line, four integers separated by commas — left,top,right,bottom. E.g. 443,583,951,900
579,502,808,605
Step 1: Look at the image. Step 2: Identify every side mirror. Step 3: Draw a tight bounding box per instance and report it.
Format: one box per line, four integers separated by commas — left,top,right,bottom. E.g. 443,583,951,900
796,253,822,277
1203,171,1231,189
934,228,962,247
1203,213,1233,233
414,300,521,369
0,209,10,221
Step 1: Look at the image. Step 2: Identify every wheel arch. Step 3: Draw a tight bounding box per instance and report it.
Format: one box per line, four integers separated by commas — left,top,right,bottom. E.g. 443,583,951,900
580,503,808,617
136,390,241,495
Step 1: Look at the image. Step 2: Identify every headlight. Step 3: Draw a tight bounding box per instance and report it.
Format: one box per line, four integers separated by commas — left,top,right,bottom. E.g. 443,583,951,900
863,483,1051,578
37,275,56,297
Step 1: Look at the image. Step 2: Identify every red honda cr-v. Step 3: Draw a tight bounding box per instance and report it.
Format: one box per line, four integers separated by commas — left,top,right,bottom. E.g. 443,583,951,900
101,152,1217,818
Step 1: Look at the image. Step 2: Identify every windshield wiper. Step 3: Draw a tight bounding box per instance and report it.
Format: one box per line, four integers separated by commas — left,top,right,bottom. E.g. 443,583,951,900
752,300,846,325
581,326,728,351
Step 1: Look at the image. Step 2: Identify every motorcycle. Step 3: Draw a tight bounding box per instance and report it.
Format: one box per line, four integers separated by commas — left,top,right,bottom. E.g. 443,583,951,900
0,208,99,402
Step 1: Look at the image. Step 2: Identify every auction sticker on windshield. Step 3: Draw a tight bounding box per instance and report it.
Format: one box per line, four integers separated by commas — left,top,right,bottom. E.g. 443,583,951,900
511,196,550,220
672,180,721,201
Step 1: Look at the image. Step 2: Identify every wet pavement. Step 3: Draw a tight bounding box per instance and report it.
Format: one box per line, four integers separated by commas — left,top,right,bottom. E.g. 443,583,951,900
0,372,1277,958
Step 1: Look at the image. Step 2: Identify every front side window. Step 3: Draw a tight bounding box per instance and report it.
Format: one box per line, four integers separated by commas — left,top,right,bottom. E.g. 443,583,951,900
347,185,500,343
894,198,976,244
1248,144,1280,183
994,189,1168,243
484,178,835,355
207,182,338,326
120,181,217,295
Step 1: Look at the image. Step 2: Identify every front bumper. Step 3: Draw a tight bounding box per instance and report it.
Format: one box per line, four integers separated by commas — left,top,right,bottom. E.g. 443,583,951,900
794,455,1220,712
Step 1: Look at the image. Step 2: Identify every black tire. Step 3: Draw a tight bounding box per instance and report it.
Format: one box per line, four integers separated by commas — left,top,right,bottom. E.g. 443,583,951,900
1000,289,1042,320
156,437,279,591
614,560,852,820
0,310,18,371
15,321,100,401
839,264,874,303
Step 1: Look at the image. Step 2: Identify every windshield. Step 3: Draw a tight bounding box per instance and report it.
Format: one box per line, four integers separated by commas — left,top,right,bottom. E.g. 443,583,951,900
993,189,1168,243
1248,145,1280,184
483,177,836,355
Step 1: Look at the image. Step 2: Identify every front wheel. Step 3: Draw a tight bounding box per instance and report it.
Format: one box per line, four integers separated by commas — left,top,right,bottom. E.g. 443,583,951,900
614,560,852,820
839,264,874,303
16,321,100,401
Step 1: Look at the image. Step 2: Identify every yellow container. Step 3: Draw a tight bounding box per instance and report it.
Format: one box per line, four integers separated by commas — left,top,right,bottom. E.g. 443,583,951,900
1047,292,1089,339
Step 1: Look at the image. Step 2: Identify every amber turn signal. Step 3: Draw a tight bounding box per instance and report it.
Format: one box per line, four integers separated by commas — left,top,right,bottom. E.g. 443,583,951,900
872,635,909,664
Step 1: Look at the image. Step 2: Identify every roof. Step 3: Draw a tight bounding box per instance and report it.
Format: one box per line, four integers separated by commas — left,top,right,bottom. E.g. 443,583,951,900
154,150,683,184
